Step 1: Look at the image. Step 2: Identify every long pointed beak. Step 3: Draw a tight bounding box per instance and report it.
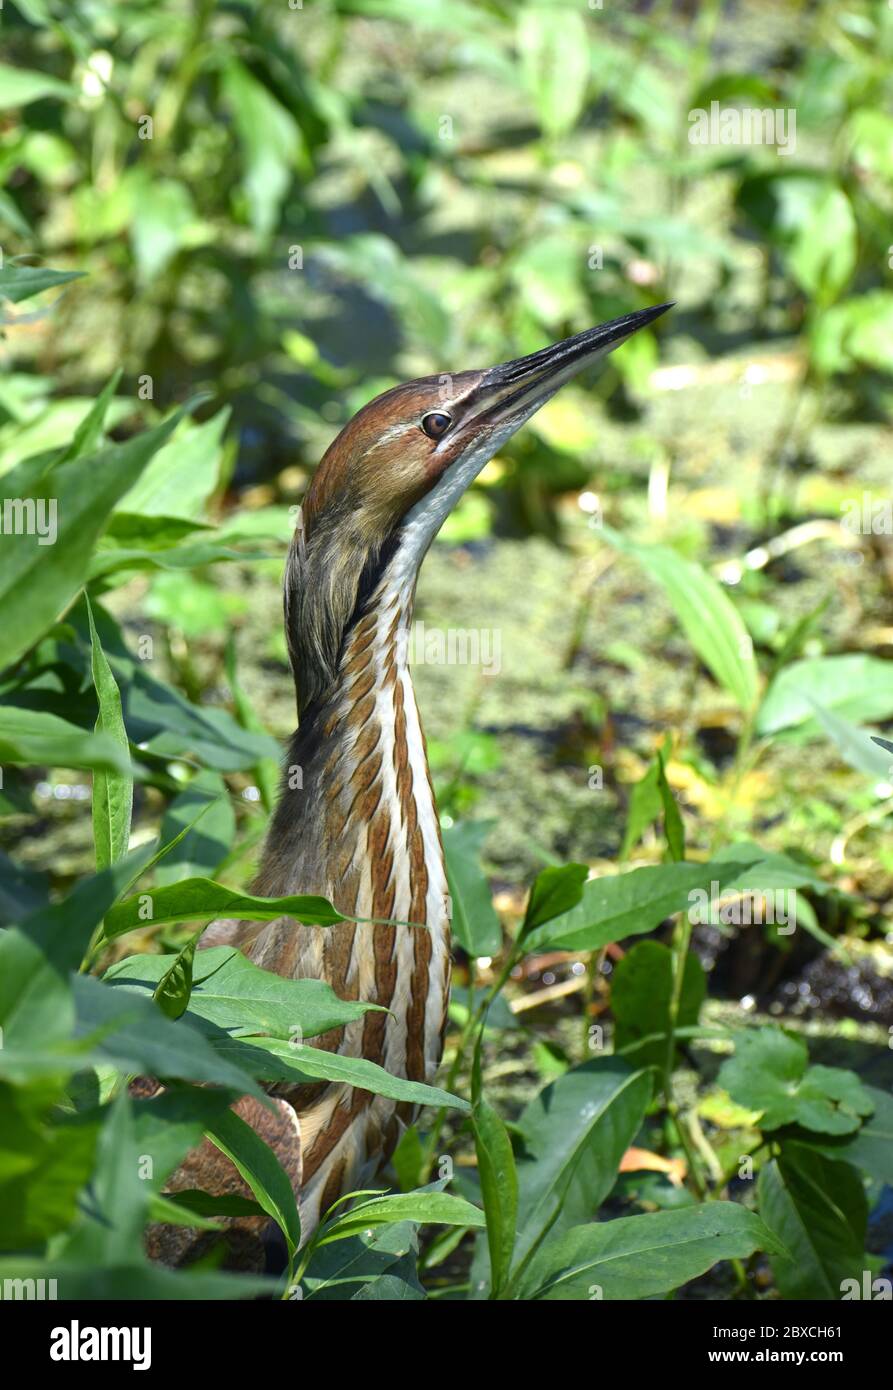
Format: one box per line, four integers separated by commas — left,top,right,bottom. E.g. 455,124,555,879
466,302,673,434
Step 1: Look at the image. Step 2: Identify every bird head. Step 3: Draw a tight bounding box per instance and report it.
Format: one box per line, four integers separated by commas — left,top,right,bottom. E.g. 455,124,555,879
288,303,672,712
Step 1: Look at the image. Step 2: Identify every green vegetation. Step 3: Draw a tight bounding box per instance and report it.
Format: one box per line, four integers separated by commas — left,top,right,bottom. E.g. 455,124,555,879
1,0,892,1303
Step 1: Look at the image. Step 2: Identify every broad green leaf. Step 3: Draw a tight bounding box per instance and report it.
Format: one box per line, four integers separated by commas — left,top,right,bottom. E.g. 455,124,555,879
0,265,83,304
55,370,122,465
601,527,758,711
318,1190,486,1244
221,61,304,237
119,410,230,521
472,1096,518,1296
0,406,189,672
87,597,132,869
718,1028,874,1135
155,769,235,885
758,1147,867,1299
757,654,893,736
102,879,345,941
0,64,72,108
301,1221,423,1301
130,178,198,283
17,841,157,973
807,1087,893,1186
105,945,382,1040
0,1096,99,1246
211,1035,469,1112
513,1057,653,1267
59,1091,147,1265
147,1193,223,1231
442,820,501,957
518,8,590,139
612,941,705,1069
157,1190,265,1223
810,703,893,780
787,186,856,304
0,706,131,774
71,974,265,1097
131,1084,237,1189
521,863,588,937
522,858,753,954
206,1106,302,1258
519,1203,783,1300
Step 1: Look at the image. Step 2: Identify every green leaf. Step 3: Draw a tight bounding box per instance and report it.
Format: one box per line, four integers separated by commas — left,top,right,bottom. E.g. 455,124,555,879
0,264,84,305
0,706,131,774
105,945,382,1040
101,878,344,942
0,405,190,672
807,1087,893,1186
59,1090,147,1265
55,370,122,465
718,1029,874,1136
210,1036,469,1112
656,744,685,861
0,64,72,108
119,410,230,521
205,1106,302,1258
158,1189,266,1223
155,769,235,885
152,933,199,1020
442,820,502,957
319,1190,486,1244
87,596,132,869
519,1203,783,1300
472,1096,518,1296
131,1085,237,1190
513,1057,653,1268
130,178,198,283
612,940,705,1070
757,654,893,736
518,8,590,139
71,974,265,1097
0,1095,99,1246
301,1221,423,1301
620,757,662,860
522,858,753,954
17,841,157,972
810,703,893,780
787,186,856,304
221,61,304,237
521,863,589,936
601,527,758,711
758,1147,867,1299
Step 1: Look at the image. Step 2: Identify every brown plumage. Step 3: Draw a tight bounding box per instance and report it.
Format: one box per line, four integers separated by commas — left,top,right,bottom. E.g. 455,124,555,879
148,306,671,1269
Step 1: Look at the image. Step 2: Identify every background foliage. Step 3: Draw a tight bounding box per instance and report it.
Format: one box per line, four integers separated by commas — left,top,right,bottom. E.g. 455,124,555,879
1,0,892,1301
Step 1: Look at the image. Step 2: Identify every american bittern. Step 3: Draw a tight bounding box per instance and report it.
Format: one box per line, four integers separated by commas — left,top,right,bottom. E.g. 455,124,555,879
149,304,670,1269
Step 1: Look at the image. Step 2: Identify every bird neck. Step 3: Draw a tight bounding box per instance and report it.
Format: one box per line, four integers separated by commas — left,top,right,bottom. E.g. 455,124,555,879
254,553,451,1049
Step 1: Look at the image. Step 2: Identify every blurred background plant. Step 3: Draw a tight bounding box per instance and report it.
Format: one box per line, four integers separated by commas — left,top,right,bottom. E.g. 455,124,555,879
2,0,893,1300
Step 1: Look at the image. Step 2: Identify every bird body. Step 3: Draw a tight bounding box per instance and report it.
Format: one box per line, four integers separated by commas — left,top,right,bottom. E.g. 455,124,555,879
150,306,670,1267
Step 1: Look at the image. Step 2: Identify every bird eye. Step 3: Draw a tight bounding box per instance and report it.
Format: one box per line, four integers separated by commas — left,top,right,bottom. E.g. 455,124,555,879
420,411,452,440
